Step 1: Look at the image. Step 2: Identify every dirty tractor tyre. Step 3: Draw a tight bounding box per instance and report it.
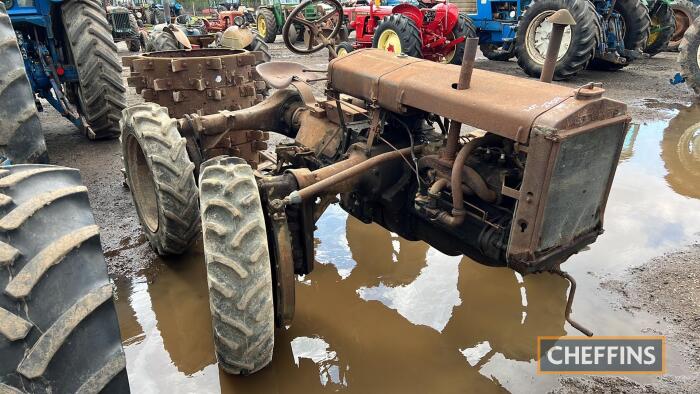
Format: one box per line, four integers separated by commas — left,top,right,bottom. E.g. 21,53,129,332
444,12,477,65
679,16,700,94
645,1,676,56
480,43,516,61
61,0,126,140
0,164,129,393
588,0,651,70
121,103,199,255
148,30,179,51
257,8,277,43
669,0,700,51
154,7,165,24
247,34,272,63
199,156,275,375
127,13,141,52
0,4,48,164
515,0,597,80
372,13,423,59
336,41,355,57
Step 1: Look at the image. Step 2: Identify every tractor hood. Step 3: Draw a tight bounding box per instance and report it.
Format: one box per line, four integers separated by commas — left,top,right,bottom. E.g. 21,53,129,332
327,49,628,143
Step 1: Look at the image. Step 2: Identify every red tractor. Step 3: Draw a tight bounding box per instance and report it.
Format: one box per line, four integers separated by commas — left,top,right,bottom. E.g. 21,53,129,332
339,0,475,64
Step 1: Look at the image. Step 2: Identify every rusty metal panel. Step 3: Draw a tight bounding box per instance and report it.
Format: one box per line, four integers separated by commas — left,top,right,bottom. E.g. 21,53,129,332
126,49,267,118
328,49,585,143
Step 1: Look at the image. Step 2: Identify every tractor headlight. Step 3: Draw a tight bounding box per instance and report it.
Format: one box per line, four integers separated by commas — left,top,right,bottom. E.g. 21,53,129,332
136,11,142,18
510,10,516,18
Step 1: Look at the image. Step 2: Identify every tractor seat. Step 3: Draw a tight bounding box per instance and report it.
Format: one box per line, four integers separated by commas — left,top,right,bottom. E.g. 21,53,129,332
256,62,325,89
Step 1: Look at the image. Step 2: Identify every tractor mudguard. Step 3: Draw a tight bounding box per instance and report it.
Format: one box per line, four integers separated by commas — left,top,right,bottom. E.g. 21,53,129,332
392,3,423,27
432,2,461,33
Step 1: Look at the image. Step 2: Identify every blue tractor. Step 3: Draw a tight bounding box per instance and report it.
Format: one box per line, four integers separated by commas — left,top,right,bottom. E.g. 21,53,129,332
0,0,126,164
468,0,650,80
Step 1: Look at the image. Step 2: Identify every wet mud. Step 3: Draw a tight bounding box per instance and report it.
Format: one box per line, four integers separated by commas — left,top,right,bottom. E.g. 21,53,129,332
37,42,700,392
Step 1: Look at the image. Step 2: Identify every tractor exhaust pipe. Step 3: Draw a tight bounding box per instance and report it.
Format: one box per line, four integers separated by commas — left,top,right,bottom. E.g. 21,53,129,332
443,37,479,161
540,9,576,83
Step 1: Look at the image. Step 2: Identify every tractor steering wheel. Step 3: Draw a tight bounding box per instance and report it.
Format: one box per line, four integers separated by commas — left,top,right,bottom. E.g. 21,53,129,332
282,0,344,55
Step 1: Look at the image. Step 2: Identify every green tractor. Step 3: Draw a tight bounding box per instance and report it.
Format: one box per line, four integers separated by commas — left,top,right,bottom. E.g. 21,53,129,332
256,0,343,43
645,0,677,56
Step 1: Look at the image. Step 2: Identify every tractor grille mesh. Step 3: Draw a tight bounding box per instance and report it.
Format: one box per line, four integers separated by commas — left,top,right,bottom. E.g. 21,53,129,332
112,12,131,31
537,123,625,252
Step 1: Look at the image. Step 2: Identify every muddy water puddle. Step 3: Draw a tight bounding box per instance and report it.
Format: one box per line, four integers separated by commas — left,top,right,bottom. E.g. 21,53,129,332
114,104,700,393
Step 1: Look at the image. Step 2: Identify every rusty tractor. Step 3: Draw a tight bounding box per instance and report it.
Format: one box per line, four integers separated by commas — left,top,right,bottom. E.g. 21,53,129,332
121,0,629,375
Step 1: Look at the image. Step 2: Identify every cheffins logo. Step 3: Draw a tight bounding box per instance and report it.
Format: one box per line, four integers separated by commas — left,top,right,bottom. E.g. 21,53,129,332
537,336,665,374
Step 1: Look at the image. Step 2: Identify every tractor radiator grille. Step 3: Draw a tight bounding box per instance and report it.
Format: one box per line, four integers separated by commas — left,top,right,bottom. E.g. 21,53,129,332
537,123,625,252
112,12,131,31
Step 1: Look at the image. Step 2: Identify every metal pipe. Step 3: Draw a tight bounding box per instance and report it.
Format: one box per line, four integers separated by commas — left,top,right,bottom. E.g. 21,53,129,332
285,146,421,204
553,270,594,337
540,24,565,83
540,9,577,83
436,135,498,227
443,37,479,160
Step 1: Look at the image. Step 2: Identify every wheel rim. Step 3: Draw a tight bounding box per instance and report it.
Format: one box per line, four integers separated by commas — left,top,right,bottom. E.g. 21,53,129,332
648,16,662,46
126,134,159,233
678,123,700,174
258,16,267,36
672,9,691,42
337,47,348,56
525,10,573,65
377,29,402,54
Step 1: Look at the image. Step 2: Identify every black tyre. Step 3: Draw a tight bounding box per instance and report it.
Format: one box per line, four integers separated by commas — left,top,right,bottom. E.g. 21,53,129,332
372,13,422,59
199,156,275,375
589,0,650,70
669,0,700,50
645,0,676,56
0,164,129,393
336,41,355,57
154,7,165,24
61,0,126,140
444,12,477,65
679,16,700,93
247,34,272,63
480,42,516,61
0,4,47,164
257,8,277,43
127,13,141,52
147,30,180,51
515,0,597,80
121,103,200,255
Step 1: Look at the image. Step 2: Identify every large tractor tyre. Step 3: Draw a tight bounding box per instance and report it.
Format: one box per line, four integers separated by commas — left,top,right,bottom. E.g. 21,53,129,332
0,4,48,164
127,13,141,52
589,0,651,70
444,12,477,65
247,34,272,63
121,103,199,256
372,13,423,59
679,16,700,93
199,156,275,375
61,0,126,140
147,30,180,51
645,1,676,56
257,8,277,43
0,164,129,393
154,7,165,24
669,0,700,50
480,43,516,61
515,0,597,80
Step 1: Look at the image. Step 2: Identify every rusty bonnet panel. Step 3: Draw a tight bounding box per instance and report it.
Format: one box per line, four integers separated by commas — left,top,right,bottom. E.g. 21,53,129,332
327,49,627,144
